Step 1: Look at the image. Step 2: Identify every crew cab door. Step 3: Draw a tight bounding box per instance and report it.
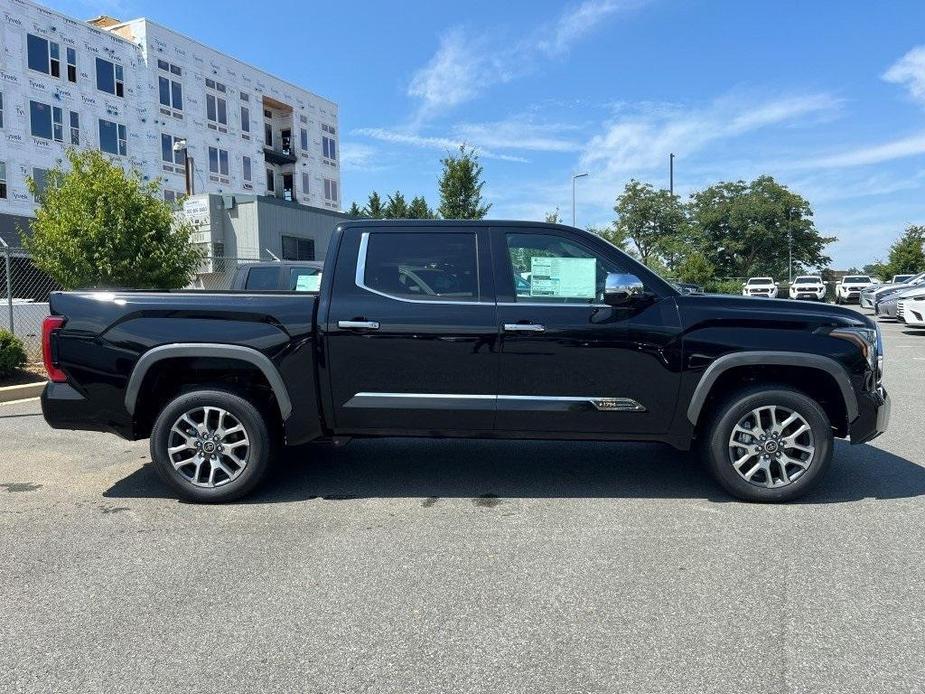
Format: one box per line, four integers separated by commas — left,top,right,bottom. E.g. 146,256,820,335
492,227,682,435
324,226,498,433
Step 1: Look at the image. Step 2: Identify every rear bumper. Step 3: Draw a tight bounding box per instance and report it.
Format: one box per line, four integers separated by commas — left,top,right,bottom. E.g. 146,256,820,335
41,382,134,439
849,387,890,445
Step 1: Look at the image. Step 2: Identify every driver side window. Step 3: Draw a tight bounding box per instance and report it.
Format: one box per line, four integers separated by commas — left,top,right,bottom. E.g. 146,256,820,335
505,233,621,304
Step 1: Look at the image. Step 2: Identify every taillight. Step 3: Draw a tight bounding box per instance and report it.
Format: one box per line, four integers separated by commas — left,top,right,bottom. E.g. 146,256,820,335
42,316,67,383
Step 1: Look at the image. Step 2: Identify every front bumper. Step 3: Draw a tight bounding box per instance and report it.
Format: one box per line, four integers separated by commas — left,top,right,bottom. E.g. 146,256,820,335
876,301,899,318
791,290,825,300
849,387,890,445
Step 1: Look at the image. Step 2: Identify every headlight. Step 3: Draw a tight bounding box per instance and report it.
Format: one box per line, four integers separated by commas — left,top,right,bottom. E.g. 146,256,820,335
830,326,878,363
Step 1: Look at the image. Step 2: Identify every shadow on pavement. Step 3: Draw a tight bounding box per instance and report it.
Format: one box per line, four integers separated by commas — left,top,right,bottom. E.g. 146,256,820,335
104,437,925,505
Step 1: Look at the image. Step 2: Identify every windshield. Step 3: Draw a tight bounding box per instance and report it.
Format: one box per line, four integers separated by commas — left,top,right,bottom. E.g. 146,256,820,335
893,275,913,283
844,276,870,283
747,278,772,285
794,277,820,284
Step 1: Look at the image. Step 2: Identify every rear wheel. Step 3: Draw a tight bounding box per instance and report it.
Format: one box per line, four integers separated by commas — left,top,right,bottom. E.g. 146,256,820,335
701,386,833,502
150,389,274,502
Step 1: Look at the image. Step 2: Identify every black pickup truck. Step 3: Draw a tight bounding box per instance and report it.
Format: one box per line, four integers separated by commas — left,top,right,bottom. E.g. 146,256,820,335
41,220,889,503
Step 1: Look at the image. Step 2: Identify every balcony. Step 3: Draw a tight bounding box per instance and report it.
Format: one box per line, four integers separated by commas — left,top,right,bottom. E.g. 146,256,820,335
263,144,297,166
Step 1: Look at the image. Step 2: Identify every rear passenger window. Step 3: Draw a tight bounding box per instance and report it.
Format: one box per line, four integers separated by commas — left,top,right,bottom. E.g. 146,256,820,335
290,267,321,292
244,267,280,290
361,232,479,302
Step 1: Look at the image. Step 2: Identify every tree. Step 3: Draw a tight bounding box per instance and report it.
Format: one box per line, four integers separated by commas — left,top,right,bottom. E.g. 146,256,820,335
437,144,491,219
384,191,409,219
675,251,715,287
365,191,385,218
881,225,925,278
545,208,562,224
689,175,833,279
589,224,632,254
613,180,686,268
347,201,365,217
408,195,435,219
25,149,201,290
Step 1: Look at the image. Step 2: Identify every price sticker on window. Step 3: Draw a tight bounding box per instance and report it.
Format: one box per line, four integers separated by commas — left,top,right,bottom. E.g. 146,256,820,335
529,257,596,298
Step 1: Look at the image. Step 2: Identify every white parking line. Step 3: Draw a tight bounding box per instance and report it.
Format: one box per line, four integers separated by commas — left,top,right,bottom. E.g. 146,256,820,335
0,397,40,406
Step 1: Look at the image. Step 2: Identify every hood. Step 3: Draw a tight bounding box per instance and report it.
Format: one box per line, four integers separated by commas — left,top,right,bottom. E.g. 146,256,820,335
690,293,872,328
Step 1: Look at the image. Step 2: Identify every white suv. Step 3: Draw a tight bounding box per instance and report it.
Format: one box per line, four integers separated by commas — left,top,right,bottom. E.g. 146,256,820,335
835,275,874,305
742,277,778,298
789,275,826,301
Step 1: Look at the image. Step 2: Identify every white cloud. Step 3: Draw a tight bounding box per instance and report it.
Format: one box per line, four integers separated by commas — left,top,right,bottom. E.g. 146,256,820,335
407,0,646,119
354,128,530,163
883,46,925,106
453,117,582,153
339,142,382,172
798,131,925,169
580,92,840,175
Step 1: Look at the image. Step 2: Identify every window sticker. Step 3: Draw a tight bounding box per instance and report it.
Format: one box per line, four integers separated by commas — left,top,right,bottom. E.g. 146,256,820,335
294,273,321,292
529,257,596,298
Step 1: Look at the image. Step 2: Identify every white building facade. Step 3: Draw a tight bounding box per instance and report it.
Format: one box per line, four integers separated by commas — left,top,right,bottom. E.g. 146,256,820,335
0,0,340,249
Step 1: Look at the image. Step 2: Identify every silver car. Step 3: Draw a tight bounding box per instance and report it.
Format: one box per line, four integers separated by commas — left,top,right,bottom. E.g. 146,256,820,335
862,272,925,309
876,280,925,318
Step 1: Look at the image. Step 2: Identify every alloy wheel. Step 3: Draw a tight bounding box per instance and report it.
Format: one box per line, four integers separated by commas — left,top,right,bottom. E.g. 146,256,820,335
727,405,815,488
167,406,250,488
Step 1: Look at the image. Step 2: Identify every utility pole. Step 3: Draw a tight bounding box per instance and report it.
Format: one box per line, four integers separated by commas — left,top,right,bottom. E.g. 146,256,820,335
571,172,589,227
173,139,194,196
669,153,675,196
788,206,793,284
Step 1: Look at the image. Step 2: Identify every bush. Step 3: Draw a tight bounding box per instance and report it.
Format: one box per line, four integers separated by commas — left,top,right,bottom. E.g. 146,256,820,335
706,279,744,295
0,330,27,378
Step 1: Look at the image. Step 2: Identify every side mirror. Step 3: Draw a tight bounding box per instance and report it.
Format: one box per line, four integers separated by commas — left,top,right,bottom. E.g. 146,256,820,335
604,272,644,306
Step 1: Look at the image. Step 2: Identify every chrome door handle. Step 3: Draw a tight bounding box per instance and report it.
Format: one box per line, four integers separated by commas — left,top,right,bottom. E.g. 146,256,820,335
338,320,380,330
503,323,545,333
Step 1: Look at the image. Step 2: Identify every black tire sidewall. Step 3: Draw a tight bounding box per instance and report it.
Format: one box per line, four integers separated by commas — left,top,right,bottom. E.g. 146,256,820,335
703,387,833,502
150,389,272,503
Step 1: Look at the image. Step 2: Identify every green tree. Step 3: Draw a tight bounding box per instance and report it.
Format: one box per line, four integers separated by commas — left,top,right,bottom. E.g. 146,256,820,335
675,251,715,287
589,224,632,255
437,145,491,219
347,201,365,217
689,175,833,279
408,195,435,219
384,191,410,219
881,225,925,278
545,208,562,224
365,191,385,218
24,149,201,290
613,180,686,268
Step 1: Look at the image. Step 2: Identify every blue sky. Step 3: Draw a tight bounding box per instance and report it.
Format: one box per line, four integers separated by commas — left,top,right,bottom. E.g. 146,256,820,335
57,0,925,268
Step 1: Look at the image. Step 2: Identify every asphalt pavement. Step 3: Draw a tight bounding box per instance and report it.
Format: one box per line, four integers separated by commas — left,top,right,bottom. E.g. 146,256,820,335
0,309,923,694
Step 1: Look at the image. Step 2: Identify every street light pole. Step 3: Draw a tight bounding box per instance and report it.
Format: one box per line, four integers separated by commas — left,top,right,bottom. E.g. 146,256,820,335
173,139,193,196
788,206,793,284
669,153,674,195
572,172,589,227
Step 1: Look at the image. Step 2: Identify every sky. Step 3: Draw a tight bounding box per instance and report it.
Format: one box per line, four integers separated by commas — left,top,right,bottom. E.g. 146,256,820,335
55,0,925,269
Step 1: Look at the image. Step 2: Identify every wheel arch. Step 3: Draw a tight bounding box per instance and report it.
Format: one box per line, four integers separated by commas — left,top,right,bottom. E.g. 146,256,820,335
688,351,858,433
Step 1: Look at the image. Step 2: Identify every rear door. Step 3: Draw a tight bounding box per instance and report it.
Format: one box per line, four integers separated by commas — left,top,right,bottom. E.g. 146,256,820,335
324,226,498,433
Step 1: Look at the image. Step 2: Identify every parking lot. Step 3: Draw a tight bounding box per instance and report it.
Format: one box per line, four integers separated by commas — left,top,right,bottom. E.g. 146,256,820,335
0,309,923,694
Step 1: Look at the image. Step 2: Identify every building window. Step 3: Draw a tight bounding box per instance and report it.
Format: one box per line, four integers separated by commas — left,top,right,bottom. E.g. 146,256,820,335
205,79,228,127
158,61,183,111
32,167,49,201
301,172,309,198
96,58,124,97
163,189,180,204
240,105,250,133
208,146,229,176
300,128,308,151
69,111,80,145
240,91,249,102
243,156,252,182
161,134,185,164
281,235,315,261
30,100,53,140
266,168,275,192
99,119,127,156
52,106,63,142
0,161,6,200
0,92,4,129
66,47,77,83
323,178,338,204
27,34,61,77
322,135,336,161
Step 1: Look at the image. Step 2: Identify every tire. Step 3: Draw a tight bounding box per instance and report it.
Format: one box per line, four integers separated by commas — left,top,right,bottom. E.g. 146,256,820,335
150,389,274,503
701,386,834,502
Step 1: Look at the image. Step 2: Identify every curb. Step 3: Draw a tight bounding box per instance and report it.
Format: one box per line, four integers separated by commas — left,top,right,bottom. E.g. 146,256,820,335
0,382,45,404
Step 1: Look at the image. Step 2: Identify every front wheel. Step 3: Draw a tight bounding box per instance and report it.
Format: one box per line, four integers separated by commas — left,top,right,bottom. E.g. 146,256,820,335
150,389,274,502
701,386,834,502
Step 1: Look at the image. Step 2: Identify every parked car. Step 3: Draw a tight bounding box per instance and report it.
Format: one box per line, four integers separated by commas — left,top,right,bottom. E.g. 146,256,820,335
891,274,915,284
876,281,925,318
789,275,826,301
230,261,324,291
835,275,875,304
670,281,704,295
742,277,778,298
41,220,889,504
897,295,925,327
860,272,924,309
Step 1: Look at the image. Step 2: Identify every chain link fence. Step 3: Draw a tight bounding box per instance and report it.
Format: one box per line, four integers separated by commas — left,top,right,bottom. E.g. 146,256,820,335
1,247,62,361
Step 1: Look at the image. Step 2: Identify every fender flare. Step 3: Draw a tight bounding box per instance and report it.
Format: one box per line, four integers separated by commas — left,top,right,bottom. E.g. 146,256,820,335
687,351,858,425
124,343,293,420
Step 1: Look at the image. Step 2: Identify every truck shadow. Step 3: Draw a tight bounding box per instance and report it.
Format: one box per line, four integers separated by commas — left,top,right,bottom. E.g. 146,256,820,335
104,438,925,505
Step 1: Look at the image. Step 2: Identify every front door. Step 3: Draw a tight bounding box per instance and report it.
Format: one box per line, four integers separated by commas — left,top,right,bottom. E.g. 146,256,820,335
325,226,498,433
492,228,681,435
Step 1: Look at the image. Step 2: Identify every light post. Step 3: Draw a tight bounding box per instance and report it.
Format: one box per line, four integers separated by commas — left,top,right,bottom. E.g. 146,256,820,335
788,207,793,284
572,172,589,227
669,153,674,195
172,139,193,196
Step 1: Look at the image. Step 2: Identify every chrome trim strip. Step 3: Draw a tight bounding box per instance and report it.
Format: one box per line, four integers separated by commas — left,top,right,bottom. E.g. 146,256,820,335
338,320,380,330
355,231,488,306
497,302,612,308
343,392,646,412
503,323,545,332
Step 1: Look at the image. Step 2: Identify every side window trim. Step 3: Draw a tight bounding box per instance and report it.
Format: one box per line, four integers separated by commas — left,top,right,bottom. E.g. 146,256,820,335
354,231,487,306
